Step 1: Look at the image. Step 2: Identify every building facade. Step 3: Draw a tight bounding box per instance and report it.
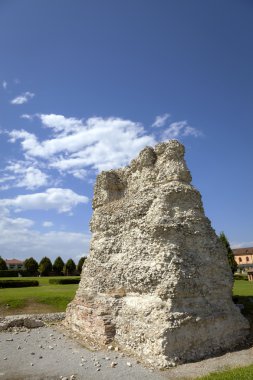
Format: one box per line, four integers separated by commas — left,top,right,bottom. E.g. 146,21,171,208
233,247,253,272
5,259,24,270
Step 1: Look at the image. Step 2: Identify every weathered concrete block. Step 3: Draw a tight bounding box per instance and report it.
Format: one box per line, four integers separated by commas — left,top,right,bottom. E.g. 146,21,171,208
65,140,249,368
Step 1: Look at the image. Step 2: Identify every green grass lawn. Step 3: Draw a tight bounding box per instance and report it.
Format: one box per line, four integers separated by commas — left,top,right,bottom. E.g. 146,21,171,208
198,364,253,380
233,279,253,296
0,276,80,314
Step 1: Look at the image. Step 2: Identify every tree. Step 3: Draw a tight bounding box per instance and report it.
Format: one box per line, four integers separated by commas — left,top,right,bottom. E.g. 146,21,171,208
77,256,87,274
39,257,52,276
0,256,7,270
24,257,38,275
53,256,64,275
64,258,76,276
219,232,238,274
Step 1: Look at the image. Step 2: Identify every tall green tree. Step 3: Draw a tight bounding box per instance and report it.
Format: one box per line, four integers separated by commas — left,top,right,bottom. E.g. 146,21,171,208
39,257,52,276
219,232,238,274
64,258,76,276
77,257,86,274
24,257,38,275
0,256,7,270
53,256,65,275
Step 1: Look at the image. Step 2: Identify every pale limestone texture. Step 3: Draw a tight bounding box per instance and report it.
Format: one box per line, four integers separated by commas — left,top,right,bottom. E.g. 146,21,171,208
65,140,249,368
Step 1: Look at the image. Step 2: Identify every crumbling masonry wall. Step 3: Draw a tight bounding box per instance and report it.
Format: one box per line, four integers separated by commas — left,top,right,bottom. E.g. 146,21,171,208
65,140,249,368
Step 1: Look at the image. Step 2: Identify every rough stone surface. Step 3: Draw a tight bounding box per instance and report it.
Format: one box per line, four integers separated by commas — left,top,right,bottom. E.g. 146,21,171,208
64,140,249,368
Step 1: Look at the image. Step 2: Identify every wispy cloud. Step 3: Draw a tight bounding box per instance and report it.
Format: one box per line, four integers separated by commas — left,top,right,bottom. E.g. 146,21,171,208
162,121,203,140
231,241,253,249
20,114,34,120
2,80,7,89
6,114,202,184
9,115,156,172
42,221,54,227
0,188,88,213
11,91,35,105
0,210,89,261
4,160,49,190
152,113,170,128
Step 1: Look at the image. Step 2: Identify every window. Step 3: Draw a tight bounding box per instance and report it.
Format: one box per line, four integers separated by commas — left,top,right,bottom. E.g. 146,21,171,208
239,257,242,262
246,257,249,262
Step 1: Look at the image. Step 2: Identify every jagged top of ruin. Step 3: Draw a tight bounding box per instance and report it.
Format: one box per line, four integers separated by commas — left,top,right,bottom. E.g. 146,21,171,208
93,140,192,209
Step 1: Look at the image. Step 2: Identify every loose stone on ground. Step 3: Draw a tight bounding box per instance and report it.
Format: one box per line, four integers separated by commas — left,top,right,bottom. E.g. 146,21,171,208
1,317,253,379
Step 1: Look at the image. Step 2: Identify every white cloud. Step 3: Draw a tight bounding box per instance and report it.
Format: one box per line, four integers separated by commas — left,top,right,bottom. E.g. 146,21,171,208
70,169,87,180
7,114,202,181
0,188,88,213
0,212,89,262
2,80,7,89
43,221,54,227
4,161,49,190
9,115,156,172
163,121,202,140
18,167,48,189
0,175,16,184
152,113,170,128
40,113,83,135
21,114,34,120
10,91,35,105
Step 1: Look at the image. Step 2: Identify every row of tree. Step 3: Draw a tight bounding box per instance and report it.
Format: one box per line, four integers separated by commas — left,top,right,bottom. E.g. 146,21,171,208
0,256,86,276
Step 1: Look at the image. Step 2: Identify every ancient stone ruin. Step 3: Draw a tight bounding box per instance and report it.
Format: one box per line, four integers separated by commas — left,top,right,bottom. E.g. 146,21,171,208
65,140,249,368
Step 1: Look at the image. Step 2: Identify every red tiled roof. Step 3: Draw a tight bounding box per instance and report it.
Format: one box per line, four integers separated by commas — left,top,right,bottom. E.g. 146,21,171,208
5,259,24,264
233,248,253,256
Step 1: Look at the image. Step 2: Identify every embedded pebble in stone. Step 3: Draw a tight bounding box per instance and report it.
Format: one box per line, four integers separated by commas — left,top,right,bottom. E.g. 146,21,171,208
6,338,13,341
4,358,7,360
110,362,117,368
31,352,35,355
30,363,34,366
49,345,54,350
127,362,132,367
70,376,76,380
17,345,21,349
107,345,113,351
115,346,119,351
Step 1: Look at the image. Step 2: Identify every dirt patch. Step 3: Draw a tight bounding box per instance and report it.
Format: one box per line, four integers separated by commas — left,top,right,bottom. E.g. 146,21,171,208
0,302,57,317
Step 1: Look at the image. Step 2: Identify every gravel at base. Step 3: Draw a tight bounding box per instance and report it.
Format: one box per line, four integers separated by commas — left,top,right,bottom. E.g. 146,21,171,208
1,317,253,380
0,325,164,380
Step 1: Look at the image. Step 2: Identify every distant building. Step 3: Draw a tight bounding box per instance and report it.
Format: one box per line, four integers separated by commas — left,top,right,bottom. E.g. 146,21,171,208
5,259,24,270
233,247,253,272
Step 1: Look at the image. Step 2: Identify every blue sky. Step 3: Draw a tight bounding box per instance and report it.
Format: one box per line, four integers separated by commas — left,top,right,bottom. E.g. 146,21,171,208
0,0,252,263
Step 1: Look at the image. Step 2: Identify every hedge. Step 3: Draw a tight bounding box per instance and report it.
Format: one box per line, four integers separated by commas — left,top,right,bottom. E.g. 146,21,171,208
0,280,39,288
0,270,37,277
234,274,248,281
49,278,80,285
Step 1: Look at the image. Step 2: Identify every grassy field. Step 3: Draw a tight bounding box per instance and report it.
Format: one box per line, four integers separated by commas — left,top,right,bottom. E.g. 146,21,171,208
0,276,79,315
0,278,252,316
233,279,253,296
198,364,253,380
